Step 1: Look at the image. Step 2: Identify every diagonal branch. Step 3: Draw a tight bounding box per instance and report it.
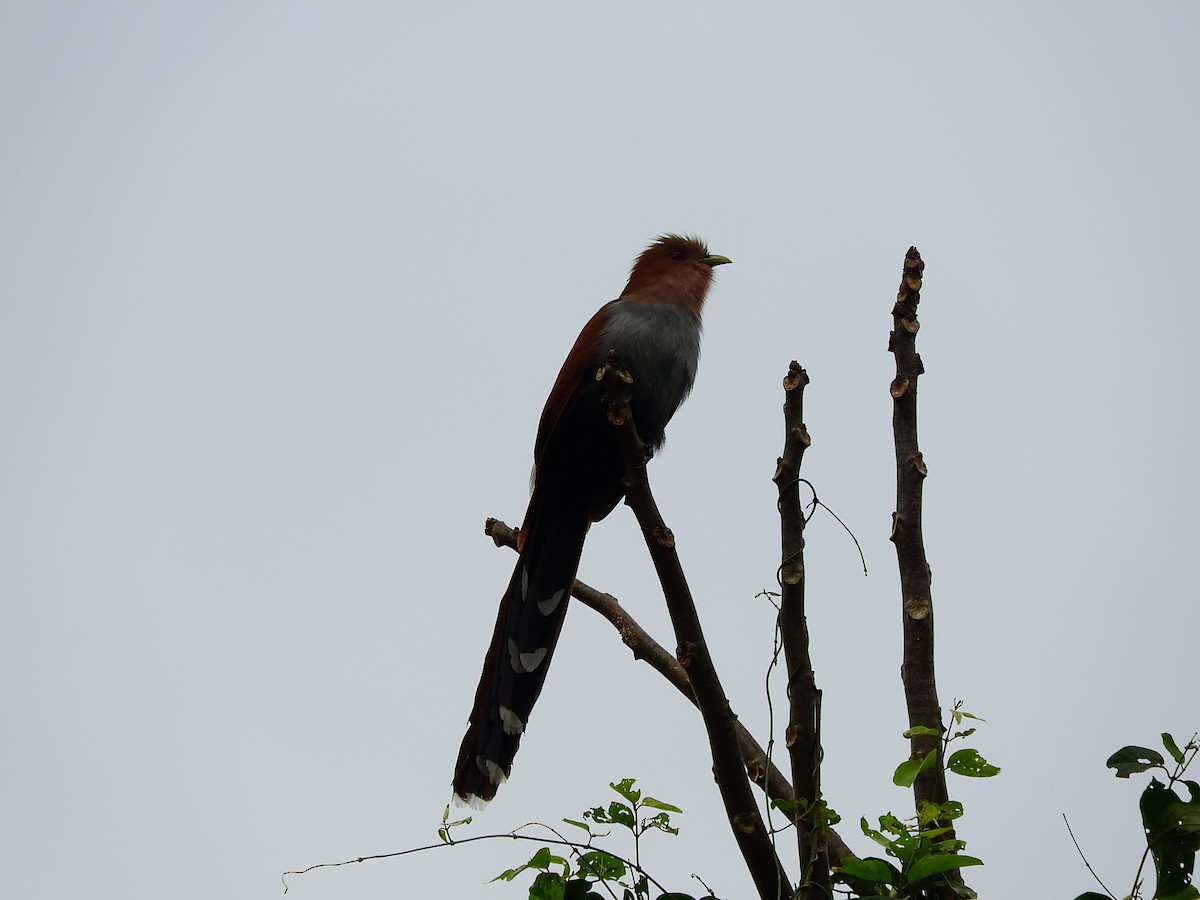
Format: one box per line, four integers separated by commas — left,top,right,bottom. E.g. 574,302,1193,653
598,350,793,900
484,516,854,866
888,247,961,893
772,362,831,897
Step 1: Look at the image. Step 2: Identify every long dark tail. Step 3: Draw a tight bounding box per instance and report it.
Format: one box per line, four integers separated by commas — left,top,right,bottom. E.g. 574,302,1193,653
452,498,589,805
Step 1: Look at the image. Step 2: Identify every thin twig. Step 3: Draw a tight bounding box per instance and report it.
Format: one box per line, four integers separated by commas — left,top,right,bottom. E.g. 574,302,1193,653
761,590,785,849
1062,813,1117,899
281,829,669,896
795,478,867,576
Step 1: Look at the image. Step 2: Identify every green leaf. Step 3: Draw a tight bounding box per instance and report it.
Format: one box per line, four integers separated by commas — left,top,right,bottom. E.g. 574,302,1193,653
904,726,942,738
950,708,984,727
931,838,968,854
587,802,636,830
905,853,984,883
562,818,592,833
940,800,965,820
837,856,900,885
529,871,566,900
770,797,799,818
917,799,963,826
641,796,683,813
609,779,642,804
1165,733,1187,765
644,812,680,835
859,817,892,849
607,802,636,830
562,879,599,900
919,826,953,841
1140,778,1200,897
818,800,843,828
880,813,909,836
576,850,625,881
1108,745,1166,778
894,749,939,787
946,747,1001,778
1155,887,1200,900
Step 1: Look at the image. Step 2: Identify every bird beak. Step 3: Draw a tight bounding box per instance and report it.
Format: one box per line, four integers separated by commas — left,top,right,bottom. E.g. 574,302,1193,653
701,254,732,267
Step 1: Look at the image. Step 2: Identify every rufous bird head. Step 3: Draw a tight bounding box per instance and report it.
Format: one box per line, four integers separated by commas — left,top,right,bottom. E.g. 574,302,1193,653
620,234,731,314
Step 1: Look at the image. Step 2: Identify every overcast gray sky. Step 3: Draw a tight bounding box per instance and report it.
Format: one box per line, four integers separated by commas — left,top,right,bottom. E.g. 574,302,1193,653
3,4,1198,899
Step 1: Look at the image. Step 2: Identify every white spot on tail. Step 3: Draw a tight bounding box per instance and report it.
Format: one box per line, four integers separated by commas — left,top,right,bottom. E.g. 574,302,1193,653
520,646,547,672
452,791,489,810
476,755,508,786
507,639,548,673
538,588,566,617
499,705,525,735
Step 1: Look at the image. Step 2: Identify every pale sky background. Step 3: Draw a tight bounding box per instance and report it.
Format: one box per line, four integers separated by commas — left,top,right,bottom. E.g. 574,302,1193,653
3,4,1198,899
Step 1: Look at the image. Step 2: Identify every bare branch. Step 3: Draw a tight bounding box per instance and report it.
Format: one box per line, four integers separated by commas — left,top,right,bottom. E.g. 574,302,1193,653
597,350,793,900
771,362,831,897
484,517,854,866
888,247,961,893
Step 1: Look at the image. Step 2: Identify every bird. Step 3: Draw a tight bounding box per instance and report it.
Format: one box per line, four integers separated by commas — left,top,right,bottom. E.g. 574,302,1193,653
452,234,731,806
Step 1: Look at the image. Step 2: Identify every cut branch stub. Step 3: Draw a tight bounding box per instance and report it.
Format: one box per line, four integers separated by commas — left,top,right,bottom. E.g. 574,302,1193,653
783,362,810,392
904,596,932,620
911,453,928,477
733,812,760,834
598,349,634,426
675,641,694,668
606,403,629,426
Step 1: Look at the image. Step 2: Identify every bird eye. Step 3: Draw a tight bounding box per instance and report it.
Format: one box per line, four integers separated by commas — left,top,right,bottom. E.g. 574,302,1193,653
669,248,687,261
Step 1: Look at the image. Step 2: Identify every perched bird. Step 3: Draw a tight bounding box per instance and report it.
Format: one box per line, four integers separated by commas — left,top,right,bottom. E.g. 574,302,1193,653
452,234,730,806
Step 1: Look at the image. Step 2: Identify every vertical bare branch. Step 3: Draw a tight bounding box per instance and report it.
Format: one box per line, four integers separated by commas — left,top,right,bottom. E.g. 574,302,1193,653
771,363,831,897
599,351,794,900
888,247,961,893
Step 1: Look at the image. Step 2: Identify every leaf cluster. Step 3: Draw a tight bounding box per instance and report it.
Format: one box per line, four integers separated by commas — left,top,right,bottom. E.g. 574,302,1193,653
1073,732,1199,900
490,779,718,900
832,705,998,899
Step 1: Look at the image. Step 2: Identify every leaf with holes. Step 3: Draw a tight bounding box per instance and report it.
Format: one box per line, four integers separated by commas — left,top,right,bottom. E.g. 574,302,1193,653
1107,745,1166,778
1140,778,1200,899
946,747,1001,778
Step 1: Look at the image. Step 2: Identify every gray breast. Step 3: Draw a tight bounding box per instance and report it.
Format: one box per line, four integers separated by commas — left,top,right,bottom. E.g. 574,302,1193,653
596,301,702,449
